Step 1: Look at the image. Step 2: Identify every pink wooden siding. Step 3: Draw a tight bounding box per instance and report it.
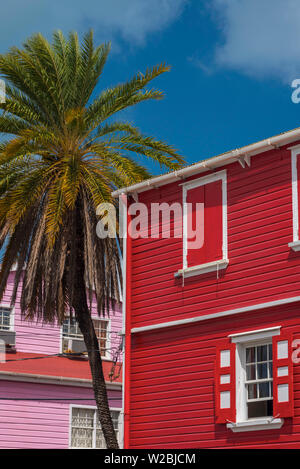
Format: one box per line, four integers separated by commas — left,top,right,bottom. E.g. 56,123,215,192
2,272,122,356
0,380,121,449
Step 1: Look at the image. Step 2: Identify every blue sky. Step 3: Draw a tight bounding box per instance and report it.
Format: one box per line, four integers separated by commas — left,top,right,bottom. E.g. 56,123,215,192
2,0,300,173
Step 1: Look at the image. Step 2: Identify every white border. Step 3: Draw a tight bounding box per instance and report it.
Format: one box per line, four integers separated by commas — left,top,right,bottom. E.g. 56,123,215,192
288,144,300,250
180,170,228,275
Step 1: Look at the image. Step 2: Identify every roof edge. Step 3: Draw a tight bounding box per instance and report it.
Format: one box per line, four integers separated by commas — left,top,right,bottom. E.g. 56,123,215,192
0,370,122,389
112,127,300,197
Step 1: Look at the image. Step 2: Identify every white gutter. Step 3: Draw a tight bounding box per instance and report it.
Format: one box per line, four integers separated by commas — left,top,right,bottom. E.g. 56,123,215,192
0,370,122,389
112,127,300,197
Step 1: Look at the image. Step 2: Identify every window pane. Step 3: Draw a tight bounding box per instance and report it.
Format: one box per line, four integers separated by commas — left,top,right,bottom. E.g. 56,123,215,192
248,383,258,400
257,363,268,380
268,362,273,379
246,347,255,363
72,408,94,428
268,344,273,361
248,400,273,418
96,430,106,449
71,428,93,448
258,382,270,398
0,307,11,331
71,408,119,449
257,345,268,362
93,319,108,357
63,317,108,357
246,364,256,381
71,408,94,448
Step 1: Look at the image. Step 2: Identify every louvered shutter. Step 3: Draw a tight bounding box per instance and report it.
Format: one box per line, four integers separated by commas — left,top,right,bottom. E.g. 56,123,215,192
215,340,236,424
273,334,294,418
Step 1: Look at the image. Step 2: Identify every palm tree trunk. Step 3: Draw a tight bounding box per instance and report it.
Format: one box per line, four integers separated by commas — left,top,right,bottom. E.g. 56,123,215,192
71,198,119,449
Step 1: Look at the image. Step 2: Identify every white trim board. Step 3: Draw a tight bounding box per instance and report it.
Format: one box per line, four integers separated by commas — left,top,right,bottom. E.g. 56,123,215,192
120,194,128,450
130,295,300,334
289,144,300,244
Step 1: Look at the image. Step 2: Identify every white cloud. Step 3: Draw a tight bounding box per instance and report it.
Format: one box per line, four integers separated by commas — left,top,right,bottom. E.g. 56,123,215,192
210,0,300,82
0,0,187,52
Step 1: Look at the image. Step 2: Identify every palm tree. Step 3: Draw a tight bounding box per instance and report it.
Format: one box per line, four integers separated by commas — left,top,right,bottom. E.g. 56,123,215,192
0,31,184,448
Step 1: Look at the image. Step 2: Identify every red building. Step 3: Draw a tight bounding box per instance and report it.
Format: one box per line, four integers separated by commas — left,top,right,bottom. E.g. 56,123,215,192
113,127,300,448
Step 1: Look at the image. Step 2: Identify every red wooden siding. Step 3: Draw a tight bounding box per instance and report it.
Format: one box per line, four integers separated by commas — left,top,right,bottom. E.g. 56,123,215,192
130,145,299,329
128,304,300,448
186,180,223,267
126,140,300,448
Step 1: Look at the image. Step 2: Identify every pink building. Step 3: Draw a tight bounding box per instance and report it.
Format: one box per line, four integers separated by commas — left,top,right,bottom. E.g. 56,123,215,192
0,272,123,449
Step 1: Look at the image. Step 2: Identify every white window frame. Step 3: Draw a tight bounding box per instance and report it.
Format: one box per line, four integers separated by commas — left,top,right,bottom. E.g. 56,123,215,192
69,404,121,449
61,317,111,360
176,170,228,278
227,326,284,432
288,144,300,251
0,304,15,332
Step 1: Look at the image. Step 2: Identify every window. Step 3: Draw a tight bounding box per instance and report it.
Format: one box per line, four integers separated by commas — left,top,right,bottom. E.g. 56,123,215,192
70,407,120,449
177,170,228,278
244,343,273,419
215,327,293,432
0,306,12,331
62,317,109,357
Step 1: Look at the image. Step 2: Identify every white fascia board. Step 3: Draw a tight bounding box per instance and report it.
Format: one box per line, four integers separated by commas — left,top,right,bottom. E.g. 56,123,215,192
112,127,300,198
130,295,300,334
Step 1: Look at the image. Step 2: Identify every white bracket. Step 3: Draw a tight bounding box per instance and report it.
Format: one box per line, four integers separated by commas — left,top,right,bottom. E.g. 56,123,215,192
131,191,139,203
238,154,251,168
